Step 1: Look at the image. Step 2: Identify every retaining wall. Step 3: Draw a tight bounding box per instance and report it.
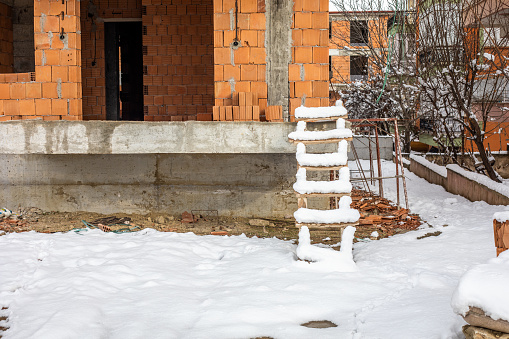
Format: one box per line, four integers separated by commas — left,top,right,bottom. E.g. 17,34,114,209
409,155,509,206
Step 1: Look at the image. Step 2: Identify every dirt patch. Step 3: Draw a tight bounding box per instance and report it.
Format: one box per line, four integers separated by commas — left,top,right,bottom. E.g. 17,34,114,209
0,190,425,246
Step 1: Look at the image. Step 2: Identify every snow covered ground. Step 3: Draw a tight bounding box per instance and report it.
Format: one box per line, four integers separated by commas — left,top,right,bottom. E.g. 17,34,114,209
0,160,507,339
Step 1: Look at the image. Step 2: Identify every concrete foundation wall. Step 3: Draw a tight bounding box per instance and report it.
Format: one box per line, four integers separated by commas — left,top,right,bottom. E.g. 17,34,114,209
0,153,334,217
409,156,509,206
0,121,393,216
409,159,447,188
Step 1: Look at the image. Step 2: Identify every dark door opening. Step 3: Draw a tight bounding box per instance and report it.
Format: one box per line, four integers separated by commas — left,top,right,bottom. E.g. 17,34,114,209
105,21,143,121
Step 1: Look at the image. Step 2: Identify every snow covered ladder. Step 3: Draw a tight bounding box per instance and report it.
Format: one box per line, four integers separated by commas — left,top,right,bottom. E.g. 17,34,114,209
288,102,360,232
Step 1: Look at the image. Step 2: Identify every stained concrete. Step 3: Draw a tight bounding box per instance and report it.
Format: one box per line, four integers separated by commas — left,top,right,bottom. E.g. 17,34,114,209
0,121,393,216
265,0,292,120
0,121,393,158
0,153,328,217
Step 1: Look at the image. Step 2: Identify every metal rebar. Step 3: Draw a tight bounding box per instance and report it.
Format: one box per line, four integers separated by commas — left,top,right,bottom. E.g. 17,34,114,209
393,119,409,210
375,126,384,198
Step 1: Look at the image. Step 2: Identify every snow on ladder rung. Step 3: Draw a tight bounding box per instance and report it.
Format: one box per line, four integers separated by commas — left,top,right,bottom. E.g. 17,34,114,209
294,104,348,121
294,207,360,225
293,196,360,225
288,119,352,144
296,141,349,168
293,168,352,195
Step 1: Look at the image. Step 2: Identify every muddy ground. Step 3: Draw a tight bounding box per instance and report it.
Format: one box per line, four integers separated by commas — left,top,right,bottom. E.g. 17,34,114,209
0,190,426,246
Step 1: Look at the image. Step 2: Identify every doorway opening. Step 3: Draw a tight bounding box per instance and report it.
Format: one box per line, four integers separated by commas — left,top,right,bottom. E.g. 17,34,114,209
105,21,143,121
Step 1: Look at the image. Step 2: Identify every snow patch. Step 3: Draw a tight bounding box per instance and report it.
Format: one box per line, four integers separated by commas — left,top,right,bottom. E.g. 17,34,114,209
494,211,509,223
294,105,347,119
296,141,349,167
296,226,357,272
410,154,447,177
293,167,352,195
451,251,509,322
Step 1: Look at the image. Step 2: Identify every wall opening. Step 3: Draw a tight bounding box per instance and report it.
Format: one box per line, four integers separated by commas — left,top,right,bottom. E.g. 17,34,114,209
105,21,144,121
350,55,368,81
0,0,34,73
12,0,34,72
350,20,369,46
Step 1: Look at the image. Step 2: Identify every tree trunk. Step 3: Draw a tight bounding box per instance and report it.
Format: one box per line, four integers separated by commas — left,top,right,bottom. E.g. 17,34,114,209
470,119,501,182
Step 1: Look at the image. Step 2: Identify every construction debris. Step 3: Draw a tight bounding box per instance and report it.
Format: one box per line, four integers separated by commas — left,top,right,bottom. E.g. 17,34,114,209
351,189,422,236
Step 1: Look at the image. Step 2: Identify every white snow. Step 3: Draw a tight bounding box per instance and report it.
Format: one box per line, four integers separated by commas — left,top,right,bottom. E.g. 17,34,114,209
293,167,352,195
451,251,509,322
0,160,507,338
294,196,360,224
410,154,448,177
294,105,347,119
494,211,509,223
296,226,357,272
296,141,349,167
483,53,495,62
447,164,509,198
288,119,353,141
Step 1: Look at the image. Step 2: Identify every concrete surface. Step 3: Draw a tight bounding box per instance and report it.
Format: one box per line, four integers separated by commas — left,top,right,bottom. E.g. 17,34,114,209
0,153,330,217
0,120,393,158
0,121,393,216
265,0,292,119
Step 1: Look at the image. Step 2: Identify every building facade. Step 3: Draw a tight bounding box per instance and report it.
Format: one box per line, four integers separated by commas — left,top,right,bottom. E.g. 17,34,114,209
0,0,330,122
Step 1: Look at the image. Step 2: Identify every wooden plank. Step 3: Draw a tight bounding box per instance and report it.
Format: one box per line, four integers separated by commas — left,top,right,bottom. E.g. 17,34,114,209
295,115,348,122
295,222,359,230
288,137,354,144
298,197,308,208
233,106,240,121
295,192,351,198
298,164,348,171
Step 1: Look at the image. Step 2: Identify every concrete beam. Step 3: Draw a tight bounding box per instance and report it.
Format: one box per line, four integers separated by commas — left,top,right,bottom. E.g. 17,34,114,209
0,121,298,154
0,121,393,158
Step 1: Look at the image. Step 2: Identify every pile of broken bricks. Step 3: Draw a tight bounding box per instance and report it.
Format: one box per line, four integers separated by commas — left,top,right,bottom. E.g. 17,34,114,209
351,189,422,235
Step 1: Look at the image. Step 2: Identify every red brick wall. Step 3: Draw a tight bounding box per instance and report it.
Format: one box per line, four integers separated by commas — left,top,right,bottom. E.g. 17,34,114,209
0,2,13,73
142,0,214,121
0,0,82,121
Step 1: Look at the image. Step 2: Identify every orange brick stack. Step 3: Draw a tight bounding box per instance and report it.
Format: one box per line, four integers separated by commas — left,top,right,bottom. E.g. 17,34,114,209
80,0,143,120
0,0,82,121
494,218,509,256
265,105,282,121
142,0,214,121
288,0,329,121
212,91,264,121
213,0,268,120
0,3,13,73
